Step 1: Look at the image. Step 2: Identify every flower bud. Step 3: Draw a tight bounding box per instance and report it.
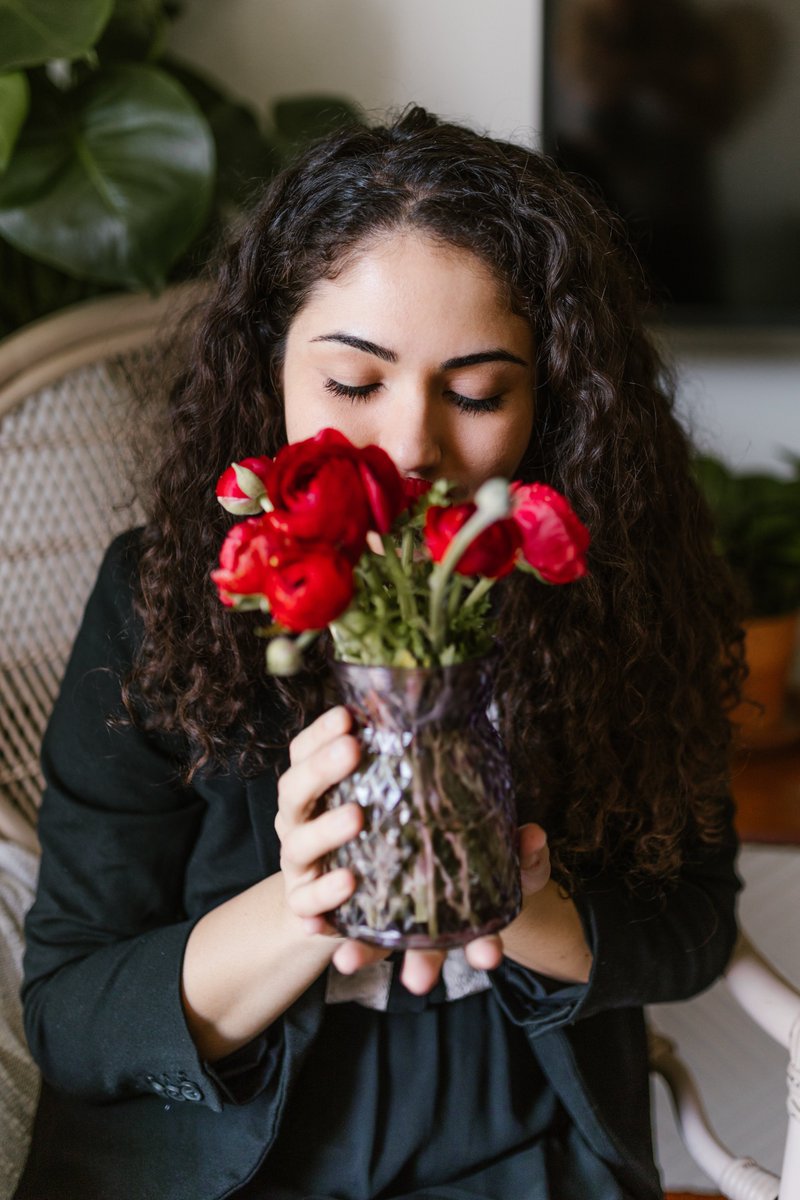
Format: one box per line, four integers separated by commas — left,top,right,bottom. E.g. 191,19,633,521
266,636,303,676
474,477,511,520
233,462,269,500
215,457,272,515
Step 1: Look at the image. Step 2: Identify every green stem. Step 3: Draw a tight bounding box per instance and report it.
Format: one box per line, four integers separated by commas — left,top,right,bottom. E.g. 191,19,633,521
401,526,414,572
448,574,465,618
360,556,388,619
428,506,503,656
464,576,495,608
380,534,416,626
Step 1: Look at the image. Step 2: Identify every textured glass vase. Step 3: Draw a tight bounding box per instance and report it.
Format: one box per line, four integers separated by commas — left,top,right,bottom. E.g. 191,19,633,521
322,654,521,949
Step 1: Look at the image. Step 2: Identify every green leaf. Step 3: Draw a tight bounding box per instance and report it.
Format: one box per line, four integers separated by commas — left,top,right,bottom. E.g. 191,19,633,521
272,95,363,149
0,64,214,289
163,57,280,210
0,71,29,170
94,0,173,64
0,0,115,71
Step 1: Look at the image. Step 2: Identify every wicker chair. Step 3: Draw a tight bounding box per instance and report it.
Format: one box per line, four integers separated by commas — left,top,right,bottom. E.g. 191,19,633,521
0,287,197,848
0,292,798,1199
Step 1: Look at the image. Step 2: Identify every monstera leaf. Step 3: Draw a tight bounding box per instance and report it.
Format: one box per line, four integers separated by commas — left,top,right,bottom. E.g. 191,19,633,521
272,95,363,156
0,71,28,170
0,0,114,71
0,64,214,289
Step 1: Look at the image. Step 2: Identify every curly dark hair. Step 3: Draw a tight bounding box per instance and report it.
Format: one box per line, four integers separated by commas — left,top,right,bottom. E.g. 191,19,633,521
126,104,746,889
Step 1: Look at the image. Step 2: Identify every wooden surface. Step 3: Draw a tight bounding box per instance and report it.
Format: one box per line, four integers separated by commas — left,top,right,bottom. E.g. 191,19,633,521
732,743,800,845
666,1194,723,1199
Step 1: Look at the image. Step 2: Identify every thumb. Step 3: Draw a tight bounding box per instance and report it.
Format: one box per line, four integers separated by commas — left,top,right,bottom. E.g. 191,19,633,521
518,822,547,868
518,823,550,895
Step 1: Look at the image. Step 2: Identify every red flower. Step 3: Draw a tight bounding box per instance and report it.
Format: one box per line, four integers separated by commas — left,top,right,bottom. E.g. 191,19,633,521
511,483,590,583
264,545,354,631
210,515,285,603
424,504,522,578
215,456,272,515
401,475,433,510
268,429,407,559
357,443,409,532
212,514,354,629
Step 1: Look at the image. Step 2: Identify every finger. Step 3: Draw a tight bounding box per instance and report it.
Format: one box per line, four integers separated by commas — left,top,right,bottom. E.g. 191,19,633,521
520,845,551,896
301,915,340,937
518,823,547,863
463,934,504,971
289,705,352,767
331,939,393,975
278,734,361,825
281,803,363,871
288,867,357,918
399,949,445,995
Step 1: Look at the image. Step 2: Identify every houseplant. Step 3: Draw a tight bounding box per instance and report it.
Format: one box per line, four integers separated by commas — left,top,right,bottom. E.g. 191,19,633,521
694,451,800,740
212,429,591,947
0,0,360,337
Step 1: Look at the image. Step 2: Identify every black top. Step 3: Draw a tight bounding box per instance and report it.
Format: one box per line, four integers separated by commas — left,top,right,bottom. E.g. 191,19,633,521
14,531,742,1200
239,982,629,1200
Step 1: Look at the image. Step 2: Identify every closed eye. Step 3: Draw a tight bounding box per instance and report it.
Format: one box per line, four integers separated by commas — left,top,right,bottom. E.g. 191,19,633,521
324,379,378,401
323,378,503,415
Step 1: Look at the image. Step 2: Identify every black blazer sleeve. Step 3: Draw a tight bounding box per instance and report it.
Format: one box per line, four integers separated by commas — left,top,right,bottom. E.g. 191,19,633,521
490,799,742,1032
21,532,230,1111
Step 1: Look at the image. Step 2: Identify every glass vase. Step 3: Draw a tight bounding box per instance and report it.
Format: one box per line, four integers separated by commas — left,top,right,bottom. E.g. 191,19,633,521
322,653,521,949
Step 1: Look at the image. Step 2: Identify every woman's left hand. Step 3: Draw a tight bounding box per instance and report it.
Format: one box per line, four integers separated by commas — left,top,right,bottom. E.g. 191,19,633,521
329,822,551,994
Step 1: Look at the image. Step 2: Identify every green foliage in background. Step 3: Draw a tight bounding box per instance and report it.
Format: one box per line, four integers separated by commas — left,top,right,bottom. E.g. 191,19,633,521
0,0,361,337
694,452,800,618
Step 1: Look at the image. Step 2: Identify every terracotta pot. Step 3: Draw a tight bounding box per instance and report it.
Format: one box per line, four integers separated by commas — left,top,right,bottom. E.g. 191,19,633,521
732,610,799,736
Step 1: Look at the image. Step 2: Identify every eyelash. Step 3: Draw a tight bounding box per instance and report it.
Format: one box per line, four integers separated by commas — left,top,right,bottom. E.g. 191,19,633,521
323,378,503,415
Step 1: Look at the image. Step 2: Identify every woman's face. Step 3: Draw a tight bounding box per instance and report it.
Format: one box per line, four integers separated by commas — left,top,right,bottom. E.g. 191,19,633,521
281,230,535,499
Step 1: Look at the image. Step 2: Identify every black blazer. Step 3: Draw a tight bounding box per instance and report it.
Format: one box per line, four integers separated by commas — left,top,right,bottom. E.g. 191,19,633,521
15,532,742,1200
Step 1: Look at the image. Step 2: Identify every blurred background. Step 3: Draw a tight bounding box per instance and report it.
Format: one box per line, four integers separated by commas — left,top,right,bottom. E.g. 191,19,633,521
165,0,800,477
1,3,799,1194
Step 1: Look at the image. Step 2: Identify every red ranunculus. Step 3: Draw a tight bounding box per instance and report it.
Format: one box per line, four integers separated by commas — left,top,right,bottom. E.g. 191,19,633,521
210,514,288,604
424,503,522,577
510,483,590,583
402,475,433,510
268,429,407,559
215,456,272,515
357,443,409,532
264,544,354,631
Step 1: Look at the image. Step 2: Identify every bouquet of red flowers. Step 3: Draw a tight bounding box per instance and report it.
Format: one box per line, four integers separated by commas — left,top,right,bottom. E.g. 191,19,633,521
212,429,590,947
212,428,589,672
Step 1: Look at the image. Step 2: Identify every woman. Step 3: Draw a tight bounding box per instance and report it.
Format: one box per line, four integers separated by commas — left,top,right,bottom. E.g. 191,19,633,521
15,106,744,1199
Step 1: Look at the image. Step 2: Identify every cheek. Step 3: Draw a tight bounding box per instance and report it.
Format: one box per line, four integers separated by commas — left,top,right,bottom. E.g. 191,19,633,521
478,408,534,479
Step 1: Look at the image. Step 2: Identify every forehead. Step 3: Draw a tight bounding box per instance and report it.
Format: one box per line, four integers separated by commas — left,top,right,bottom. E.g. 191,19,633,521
288,229,530,354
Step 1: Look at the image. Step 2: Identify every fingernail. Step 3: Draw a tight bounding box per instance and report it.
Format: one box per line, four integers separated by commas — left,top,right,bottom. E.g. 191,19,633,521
337,806,360,832
330,869,353,896
331,739,354,765
325,706,346,731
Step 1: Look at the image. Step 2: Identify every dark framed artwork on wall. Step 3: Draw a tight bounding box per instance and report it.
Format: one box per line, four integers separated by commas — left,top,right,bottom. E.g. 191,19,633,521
542,0,800,327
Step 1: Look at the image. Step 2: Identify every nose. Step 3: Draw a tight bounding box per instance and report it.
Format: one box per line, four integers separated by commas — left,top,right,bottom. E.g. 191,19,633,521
379,391,444,479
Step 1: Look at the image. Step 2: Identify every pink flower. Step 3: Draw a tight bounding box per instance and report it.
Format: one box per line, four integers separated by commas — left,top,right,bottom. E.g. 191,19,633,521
511,483,589,583
210,515,283,603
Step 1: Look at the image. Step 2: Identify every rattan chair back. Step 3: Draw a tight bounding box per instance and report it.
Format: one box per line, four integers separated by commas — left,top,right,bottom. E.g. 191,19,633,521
0,288,196,837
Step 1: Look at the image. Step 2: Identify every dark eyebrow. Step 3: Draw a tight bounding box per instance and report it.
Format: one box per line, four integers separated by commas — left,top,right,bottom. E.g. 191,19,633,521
441,350,528,370
310,333,398,363
310,334,527,370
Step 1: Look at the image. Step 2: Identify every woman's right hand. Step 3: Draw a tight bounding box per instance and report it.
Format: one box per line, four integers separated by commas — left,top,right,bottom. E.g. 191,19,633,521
275,704,379,949
275,704,505,992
